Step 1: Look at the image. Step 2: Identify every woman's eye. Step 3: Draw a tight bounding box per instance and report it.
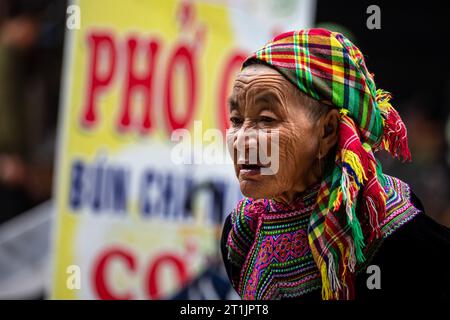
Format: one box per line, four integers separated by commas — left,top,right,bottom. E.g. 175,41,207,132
230,116,243,127
260,116,276,124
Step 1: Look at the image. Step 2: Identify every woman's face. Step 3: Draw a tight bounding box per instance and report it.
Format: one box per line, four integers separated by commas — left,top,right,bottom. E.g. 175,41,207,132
227,64,324,202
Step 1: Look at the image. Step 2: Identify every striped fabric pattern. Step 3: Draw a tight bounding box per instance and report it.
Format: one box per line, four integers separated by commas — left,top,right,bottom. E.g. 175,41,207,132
249,29,382,144
380,175,421,237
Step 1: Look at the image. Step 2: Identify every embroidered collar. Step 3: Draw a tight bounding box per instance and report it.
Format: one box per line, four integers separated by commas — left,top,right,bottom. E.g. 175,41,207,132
226,175,421,300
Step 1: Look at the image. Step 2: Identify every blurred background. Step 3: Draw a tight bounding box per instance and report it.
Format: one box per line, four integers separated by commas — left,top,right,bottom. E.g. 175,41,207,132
0,0,448,300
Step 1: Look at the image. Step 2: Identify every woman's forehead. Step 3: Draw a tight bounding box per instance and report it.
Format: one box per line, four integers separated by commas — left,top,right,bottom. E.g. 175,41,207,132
232,65,292,96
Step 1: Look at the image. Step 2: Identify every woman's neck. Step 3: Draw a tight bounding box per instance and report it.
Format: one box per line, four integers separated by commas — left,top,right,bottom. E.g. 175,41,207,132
272,181,321,207
273,161,324,205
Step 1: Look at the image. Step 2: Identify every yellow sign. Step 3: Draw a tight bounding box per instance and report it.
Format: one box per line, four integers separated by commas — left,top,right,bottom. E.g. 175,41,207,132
52,0,313,299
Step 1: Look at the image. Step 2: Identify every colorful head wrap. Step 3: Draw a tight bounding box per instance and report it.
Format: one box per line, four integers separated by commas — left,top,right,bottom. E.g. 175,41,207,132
243,28,411,299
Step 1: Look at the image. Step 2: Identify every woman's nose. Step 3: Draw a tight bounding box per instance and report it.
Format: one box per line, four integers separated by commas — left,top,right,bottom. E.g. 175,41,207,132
233,127,259,164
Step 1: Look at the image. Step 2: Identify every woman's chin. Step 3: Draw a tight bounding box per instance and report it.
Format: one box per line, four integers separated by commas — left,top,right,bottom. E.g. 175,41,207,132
240,180,272,199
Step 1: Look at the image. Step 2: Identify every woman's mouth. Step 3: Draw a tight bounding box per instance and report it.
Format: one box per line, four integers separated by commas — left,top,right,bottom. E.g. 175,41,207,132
239,164,264,179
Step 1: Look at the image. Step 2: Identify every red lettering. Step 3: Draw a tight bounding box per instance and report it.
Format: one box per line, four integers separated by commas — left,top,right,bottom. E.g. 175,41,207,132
82,33,117,128
118,37,160,133
93,247,136,300
146,253,188,300
218,51,246,133
164,45,197,132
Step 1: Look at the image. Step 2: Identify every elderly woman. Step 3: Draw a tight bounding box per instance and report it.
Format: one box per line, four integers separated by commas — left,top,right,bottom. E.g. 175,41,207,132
220,29,450,300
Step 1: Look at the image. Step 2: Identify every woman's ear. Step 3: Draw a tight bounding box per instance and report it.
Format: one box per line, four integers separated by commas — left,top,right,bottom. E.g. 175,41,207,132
318,108,339,158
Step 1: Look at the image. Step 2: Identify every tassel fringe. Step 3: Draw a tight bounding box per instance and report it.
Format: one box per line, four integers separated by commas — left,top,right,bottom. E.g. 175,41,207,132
375,89,412,162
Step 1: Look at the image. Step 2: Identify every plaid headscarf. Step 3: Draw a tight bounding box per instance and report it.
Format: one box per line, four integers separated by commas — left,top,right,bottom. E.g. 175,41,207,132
242,28,411,299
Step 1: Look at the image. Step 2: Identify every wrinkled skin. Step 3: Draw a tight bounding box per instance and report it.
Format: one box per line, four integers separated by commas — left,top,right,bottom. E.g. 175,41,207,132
226,64,339,205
